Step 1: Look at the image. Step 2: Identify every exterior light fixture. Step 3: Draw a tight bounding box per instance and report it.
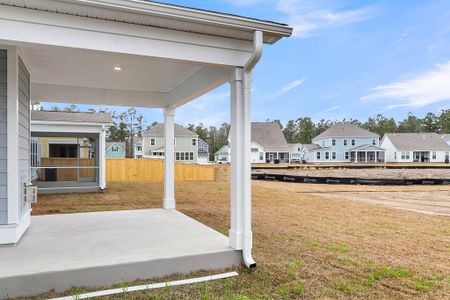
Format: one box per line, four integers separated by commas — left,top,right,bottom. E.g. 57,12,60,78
113,66,122,71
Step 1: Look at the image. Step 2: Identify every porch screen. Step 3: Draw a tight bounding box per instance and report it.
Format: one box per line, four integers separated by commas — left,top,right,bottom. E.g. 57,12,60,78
31,136,98,183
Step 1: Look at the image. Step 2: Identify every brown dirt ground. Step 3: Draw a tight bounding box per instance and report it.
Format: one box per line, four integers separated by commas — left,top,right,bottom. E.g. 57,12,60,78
26,169,450,299
254,168,450,179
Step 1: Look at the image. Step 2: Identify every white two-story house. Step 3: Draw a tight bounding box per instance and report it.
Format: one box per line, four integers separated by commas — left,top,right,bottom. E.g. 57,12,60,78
304,123,385,163
142,123,209,163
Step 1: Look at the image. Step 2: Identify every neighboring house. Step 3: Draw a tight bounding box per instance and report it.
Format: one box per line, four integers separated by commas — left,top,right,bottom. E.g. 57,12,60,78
134,137,143,158
297,144,321,162
442,134,450,147
381,133,450,163
214,145,230,163
197,138,209,163
30,110,113,193
289,143,303,162
305,123,385,163
142,123,208,163
105,142,126,159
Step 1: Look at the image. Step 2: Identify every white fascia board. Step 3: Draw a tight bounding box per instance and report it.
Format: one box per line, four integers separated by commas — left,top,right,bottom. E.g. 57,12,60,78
2,0,292,43
0,5,254,66
31,122,107,134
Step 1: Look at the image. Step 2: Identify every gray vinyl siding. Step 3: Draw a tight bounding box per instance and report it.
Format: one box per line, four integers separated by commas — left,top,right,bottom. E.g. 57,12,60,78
0,49,7,224
18,56,30,219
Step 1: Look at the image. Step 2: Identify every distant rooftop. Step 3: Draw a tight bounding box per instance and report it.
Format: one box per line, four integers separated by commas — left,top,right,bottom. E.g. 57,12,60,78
31,110,113,124
144,123,197,137
252,122,289,151
384,133,450,151
314,123,378,140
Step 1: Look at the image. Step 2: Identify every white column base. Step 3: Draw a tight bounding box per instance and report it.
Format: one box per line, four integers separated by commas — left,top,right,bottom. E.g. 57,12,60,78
229,229,243,250
163,198,176,210
0,210,31,245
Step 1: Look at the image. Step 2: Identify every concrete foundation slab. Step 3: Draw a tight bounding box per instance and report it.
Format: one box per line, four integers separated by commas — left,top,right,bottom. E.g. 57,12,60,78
0,209,241,299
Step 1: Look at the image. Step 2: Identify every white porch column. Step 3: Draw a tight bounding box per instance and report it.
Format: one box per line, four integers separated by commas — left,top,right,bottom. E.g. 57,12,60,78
355,151,358,163
229,67,244,250
99,126,106,189
375,151,378,163
365,151,368,163
163,107,176,210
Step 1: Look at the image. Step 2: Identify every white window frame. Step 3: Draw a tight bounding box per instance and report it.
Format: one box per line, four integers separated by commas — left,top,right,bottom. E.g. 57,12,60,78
332,152,336,160
316,152,321,160
343,139,347,146
150,138,156,146
351,139,355,146
332,139,336,146
345,152,349,160
432,151,436,160
325,152,330,160
192,138,197,146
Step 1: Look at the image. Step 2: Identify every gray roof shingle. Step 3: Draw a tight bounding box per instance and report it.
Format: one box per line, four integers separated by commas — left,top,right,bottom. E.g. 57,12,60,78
144,123,197,137
252,122,289,151
31,110,113,124
384,133,450,151
314,123,378,140
106,142,126,150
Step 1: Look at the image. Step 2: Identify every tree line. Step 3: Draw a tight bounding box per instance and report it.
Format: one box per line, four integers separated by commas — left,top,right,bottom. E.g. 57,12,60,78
47,105,449,157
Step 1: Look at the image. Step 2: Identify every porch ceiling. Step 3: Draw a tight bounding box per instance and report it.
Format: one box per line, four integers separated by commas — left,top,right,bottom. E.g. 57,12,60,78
21,44,231,108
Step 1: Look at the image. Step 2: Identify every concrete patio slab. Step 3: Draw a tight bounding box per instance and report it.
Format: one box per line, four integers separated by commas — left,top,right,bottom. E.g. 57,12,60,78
0,209,241,299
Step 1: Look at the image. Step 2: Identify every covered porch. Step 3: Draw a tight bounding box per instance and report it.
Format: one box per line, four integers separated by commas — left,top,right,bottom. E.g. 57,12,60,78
350,144,386,163
0,0,291,298
0,209,241,298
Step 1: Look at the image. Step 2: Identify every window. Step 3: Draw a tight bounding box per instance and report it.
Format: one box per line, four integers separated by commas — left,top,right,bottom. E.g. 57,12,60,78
394,152,397,159
343,139,347,146
351,139,355,146
174,138,176,146
190,152,194,160
176,152,180,160
401,151,410,160
332,139,336,146
192,138,197,146
150,138,156,146
432,151,436,160
345,152,349,160
111,146,119,152
332,152,336,160
137,146,142,151
372,139,376,145
445,151,449,161
176,151,194,161
180,152,185,160
316,152,321,160
259,152,264,160
325,152,330,160
298,147,301,152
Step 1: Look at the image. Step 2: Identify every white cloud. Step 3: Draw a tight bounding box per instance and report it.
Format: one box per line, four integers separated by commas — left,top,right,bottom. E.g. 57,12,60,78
324,105,340,112
276,0,374,38
362,61,450,109
277,79,305,95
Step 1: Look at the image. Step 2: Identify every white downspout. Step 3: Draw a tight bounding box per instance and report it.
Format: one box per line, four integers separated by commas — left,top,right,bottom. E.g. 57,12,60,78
242,30,263,269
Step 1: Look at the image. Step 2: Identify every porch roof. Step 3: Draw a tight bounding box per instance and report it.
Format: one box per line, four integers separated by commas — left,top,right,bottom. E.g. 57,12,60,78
349,144,385,152
0,0,292,109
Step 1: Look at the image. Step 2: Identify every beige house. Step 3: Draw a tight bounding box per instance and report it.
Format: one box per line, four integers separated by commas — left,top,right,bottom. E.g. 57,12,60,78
143,123,208,163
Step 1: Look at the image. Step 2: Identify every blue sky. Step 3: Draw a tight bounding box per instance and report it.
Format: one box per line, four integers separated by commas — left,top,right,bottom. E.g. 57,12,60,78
42,0,450,126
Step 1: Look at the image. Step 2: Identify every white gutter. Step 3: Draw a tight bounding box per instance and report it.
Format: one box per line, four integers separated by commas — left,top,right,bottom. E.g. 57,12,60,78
241,30,263,269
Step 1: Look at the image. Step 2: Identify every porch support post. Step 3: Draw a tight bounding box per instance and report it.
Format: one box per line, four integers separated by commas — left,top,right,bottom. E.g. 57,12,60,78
375,151,378,163
355,151,358,163
99,126,106,189
229,67,244,250
365,151,368,163
163,107,176,210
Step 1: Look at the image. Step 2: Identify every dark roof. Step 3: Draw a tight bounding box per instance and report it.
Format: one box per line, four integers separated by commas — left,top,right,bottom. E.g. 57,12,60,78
252,122,289,151
383,133,450,151
31,110,113,124
144,123,197,137
314,123,379,139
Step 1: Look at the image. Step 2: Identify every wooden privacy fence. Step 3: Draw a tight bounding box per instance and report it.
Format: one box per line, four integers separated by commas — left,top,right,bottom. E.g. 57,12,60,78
106,159,215,182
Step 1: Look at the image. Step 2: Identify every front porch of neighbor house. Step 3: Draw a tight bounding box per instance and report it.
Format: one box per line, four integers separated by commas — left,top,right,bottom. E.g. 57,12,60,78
350,144,386,163
0,0,292,298
0,209,241,298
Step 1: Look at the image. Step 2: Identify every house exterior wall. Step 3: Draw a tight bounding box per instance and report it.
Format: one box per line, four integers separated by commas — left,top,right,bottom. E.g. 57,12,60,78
0,49,6,224
105,143,126,158
312,136,379,162
197,138,209,163
18,56,31,219
214,145,229,163
250,142,265,163
143,136,199,162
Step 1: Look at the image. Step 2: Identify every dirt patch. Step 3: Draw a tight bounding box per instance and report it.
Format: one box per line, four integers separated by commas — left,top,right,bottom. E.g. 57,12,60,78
254,168,450,179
